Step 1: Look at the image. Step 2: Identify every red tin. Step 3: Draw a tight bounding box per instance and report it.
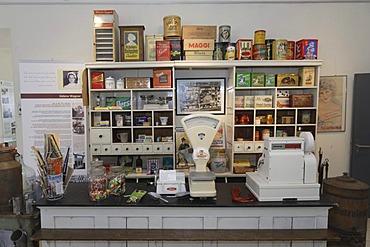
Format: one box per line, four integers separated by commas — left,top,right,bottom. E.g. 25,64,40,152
295,39,318,60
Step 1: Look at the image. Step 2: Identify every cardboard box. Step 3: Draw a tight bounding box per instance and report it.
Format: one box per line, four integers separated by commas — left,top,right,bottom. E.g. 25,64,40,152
235,96,244,108
166,37,182,60
277,90,289,98
153,69,172,88
252,73,265,87
236,72,252,87
93,10,118,28
145,35,163,61
105,96,116,106
182,25,217,39
289,94,314,107
184,55,212,60
295,39,318,60
119,25,145,61
265,74,276,87
156,40,171,61
184,50,213,56
299,67,315,86
276,98,289,108
277,74,299,86
115,97,131,110
244,96,254,108
124,77,151,89
91,72,104,89
183,39,214,51
255,95,273,108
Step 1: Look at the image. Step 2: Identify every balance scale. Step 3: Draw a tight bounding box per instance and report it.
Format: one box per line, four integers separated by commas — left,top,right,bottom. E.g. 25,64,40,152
245,132,320,201
181,114,221,198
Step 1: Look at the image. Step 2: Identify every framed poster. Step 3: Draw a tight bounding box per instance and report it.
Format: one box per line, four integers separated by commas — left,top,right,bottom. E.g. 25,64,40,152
318,75,347,132
176,78,225,115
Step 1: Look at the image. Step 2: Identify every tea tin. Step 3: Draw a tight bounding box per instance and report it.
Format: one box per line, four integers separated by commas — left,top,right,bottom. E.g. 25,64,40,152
265,39,275,60
219,25,231,42
287,41,295,60
225,42,236,60
236,39,253,60
272,39,288,60
163,15,181,37
254,30,266,45
252,44,267,60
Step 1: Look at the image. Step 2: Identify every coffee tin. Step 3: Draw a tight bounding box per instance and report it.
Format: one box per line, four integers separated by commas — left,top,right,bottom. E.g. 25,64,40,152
272,39,288,60
213,42,225,60
219,25,231,42
252,44,267,60
287,41,295,60
254,30,266,45
225,42,236,60
163,15,181,37
265,39,275,60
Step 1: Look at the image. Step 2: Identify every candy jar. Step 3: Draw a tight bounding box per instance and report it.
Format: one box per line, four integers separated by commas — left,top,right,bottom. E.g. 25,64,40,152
107,166,126,196
88,163,107,201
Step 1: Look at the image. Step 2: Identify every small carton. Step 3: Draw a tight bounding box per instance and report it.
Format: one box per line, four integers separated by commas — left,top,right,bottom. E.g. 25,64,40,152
105,96,116,106
255,95,273,108
295,39,318,60
124,78,151,89
93,10,118,28
252,73,265,87
277,74,299,86
265,74,276,87
299,67,315,86
145,35,163,61
289,94,314,107
236,72,252,87
236,39,253,60
91,72,104,89
182,25,217,40
276,98,290,108
115,97,131,110
156,40,171,61
166,37,182,60
244,96,254,108
235,96,244,108
153,69,172,88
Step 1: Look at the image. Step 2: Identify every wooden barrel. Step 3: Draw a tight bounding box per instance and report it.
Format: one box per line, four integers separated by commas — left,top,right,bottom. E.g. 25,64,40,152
0,146,23,212
323,172,369,247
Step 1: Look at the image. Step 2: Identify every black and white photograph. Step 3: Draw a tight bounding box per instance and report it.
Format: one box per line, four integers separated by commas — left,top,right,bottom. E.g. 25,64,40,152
176,78,225,115
63,70,80,88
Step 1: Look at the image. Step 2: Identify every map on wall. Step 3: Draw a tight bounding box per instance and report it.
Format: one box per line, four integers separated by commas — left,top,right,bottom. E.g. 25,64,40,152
19,60,88,182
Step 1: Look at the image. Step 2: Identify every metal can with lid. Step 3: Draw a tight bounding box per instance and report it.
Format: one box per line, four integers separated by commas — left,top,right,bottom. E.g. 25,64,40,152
252,44,267,60
219,25,231,43
272,39,288,60
265,39,275,60
287,41,295,60
163,15,181,37
225,43,236,60
254,30,266,45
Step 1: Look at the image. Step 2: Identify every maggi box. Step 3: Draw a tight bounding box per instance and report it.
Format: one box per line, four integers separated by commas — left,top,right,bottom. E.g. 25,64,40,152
295,39,318,60
183,39,214,51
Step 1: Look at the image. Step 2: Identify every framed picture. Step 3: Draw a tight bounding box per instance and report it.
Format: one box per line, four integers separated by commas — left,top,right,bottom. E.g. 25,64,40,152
176,78,226,115
318,75,347,132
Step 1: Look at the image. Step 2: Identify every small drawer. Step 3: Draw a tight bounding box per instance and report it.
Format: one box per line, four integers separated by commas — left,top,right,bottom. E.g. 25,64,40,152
101,144,112,154
111,144,122,154
244,142,254,152
153,144,163,153
142,144,153,153
91,144,101,154
163,143,174,153
90,129,111,144
254,142,264,152
132,144,143,153
233,142,244,152
122,144,133,153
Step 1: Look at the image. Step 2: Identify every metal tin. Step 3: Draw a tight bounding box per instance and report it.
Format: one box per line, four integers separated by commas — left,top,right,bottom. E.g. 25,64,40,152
236,39,252,60
323,173,369,247
219,25,231,43
265,39,275,60
252,44,267,60
287,41,295,60
213,42,225,60
163,15,181,37
254,30,266,45
272,39,288,60
225,42,236,60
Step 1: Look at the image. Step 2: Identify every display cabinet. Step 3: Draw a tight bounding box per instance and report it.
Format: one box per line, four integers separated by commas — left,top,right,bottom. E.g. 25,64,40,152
93,27,118,62
86,60,322,178
86,62,176,176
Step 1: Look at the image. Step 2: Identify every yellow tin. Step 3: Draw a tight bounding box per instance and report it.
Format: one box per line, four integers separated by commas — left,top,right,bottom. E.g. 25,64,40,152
254,30,266,45
163,15,181,37
272,39,288,60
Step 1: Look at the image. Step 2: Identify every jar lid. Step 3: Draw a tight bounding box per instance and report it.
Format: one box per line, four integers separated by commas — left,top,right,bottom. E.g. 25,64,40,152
91,166,105,176
324,172,369,191
110,166,123,173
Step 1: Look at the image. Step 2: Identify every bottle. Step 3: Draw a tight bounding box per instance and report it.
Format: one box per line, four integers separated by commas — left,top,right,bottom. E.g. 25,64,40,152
135,156,143,174
297,127,302,137
96,96,100,107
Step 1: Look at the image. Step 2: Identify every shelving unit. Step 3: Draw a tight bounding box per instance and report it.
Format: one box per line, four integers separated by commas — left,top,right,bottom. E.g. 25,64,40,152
86,60,322,178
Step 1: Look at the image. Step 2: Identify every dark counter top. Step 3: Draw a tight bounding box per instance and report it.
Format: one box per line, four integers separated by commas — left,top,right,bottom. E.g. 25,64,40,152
35,178,336,208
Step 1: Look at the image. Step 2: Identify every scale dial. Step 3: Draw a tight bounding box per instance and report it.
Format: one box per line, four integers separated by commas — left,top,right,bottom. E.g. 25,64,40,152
182,115,220,129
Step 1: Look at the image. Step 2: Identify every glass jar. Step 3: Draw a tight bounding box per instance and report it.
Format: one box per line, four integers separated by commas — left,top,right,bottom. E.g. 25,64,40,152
107,166,126,196
88,164,107,202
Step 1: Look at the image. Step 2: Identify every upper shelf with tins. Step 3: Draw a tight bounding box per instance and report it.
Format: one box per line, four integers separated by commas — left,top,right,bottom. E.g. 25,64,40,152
86,60,323,69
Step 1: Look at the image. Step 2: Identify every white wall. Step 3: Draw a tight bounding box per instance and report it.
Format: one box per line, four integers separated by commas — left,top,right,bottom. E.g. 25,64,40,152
1,2,369,177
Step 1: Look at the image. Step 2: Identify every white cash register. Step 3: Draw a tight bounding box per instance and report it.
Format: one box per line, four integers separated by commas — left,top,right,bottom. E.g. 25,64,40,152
181,114,221,198
245,132,320,201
